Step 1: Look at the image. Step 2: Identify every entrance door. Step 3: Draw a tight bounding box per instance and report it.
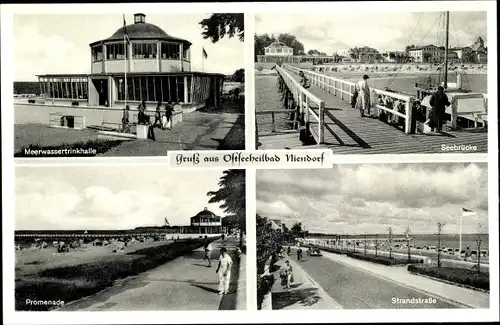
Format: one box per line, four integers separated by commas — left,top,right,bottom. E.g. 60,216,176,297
98,79,109,106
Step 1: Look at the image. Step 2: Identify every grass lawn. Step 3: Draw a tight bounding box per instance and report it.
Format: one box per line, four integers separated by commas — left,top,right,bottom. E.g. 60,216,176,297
408,265,489,291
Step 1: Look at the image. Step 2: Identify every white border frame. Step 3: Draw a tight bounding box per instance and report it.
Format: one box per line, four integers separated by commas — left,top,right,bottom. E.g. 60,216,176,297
2,1,498,324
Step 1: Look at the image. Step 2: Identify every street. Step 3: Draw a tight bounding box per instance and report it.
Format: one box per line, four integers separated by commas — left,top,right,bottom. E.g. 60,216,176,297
271,248,462,309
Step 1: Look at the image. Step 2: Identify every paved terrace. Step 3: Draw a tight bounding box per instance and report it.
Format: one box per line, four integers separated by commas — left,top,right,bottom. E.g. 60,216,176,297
258,67,487,154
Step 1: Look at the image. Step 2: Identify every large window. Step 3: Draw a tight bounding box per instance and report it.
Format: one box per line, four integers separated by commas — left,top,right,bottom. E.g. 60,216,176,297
107,43,127,60
161,42,180,60
132,43,157,59
92,46,103,62
116,75,188,103
40,77,88,100
183,46,190,61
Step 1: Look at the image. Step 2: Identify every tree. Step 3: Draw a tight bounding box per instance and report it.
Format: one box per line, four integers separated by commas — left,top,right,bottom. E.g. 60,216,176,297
207,170,246,246
231,68,244,83
405,45,416,52
291,222,303,238
199,13,244,43
277,33,305,55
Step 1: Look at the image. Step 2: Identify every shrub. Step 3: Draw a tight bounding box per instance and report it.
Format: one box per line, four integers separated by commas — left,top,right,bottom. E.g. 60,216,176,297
71,101,79,106
28,99,36,104
347,252,423,266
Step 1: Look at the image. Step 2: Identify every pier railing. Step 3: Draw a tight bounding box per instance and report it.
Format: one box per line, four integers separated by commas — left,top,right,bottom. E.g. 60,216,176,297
282,64,417,134
275,65,326,144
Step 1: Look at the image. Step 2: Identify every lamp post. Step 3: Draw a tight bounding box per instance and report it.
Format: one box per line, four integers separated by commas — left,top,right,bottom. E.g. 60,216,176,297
406,226,411,262
388,227,393,259
476,223,483,273
437,222,445,268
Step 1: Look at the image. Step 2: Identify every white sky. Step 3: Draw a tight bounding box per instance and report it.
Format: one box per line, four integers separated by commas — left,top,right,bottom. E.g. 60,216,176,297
257,164,488,235
16,167,229,230
256,11,487,55
13,13,244,81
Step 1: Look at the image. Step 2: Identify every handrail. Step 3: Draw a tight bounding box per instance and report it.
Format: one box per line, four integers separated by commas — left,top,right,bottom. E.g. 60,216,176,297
283,64,416,134
256,110,301,134
275,65,325,144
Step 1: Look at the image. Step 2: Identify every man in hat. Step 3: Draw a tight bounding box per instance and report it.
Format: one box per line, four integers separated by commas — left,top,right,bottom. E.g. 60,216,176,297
429,86,450,132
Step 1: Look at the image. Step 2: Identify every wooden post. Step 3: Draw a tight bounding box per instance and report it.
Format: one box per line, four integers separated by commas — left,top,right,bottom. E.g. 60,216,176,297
451,98,458,130
271,112,275,133
319,101,325,144
405,98,414,134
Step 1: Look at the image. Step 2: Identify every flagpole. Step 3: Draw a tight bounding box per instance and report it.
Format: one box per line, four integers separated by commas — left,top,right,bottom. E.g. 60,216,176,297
123,15,128,109
459,212,462,254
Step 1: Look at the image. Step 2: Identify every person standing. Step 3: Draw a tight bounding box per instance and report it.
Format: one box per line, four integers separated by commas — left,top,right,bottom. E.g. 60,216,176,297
153,102,162,128
204,235,213,267
283,260,293,290
356,74,371,117
216,247,233,295
138,100,147,124
164,102,175,129
121,105,130,133
429,86,450,132
297,247,303,261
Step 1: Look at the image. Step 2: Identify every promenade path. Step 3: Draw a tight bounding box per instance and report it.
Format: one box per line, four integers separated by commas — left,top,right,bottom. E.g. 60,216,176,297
257,71,487,154
270,247,486,309
270,255,342,310
60,238,243,311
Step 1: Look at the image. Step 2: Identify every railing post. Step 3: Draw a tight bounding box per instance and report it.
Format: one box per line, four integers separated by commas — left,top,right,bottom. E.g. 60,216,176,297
451,98,458,130
405,98,414,134
319,102,325,144
271,112,276,133
340,81,344,100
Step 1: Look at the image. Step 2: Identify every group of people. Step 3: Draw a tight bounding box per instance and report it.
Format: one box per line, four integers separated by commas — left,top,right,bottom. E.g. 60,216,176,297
121,100,176,135
203,235,233,295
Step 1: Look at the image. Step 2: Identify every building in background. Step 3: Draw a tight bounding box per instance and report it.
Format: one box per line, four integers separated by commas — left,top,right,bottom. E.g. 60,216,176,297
36,13,225,110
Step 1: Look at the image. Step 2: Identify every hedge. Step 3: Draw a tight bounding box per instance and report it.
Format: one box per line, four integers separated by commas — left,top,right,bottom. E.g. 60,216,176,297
408,265,489,291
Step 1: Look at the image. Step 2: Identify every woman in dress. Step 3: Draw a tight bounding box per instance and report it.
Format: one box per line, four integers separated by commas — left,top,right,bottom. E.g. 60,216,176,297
356,74,371,117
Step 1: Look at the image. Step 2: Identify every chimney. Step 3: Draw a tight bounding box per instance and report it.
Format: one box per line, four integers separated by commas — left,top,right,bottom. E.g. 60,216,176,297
134,13,146,24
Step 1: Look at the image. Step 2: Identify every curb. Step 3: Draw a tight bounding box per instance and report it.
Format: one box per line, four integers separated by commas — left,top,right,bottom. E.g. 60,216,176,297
235,252,247,310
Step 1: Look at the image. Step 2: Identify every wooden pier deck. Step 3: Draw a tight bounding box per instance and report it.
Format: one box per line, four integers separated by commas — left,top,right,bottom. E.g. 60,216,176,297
258,71,487,154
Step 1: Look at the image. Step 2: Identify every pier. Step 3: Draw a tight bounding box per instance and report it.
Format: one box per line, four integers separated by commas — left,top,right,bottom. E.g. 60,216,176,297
256,64,487,153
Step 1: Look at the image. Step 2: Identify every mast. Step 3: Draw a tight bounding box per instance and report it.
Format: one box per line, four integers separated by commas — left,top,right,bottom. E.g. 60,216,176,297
444,11,449,89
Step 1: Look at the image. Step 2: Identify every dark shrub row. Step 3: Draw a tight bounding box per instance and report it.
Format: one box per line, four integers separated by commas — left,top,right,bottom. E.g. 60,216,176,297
408,265,489,291
346,252,424,266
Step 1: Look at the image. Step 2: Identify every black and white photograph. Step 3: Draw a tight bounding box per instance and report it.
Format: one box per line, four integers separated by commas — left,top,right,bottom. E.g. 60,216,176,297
13,13,245,157
15,167,246,311
256,164,489,310
255,12,488,153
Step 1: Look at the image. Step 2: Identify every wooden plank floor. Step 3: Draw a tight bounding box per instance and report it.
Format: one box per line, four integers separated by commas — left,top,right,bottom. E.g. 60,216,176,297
277,72,488,154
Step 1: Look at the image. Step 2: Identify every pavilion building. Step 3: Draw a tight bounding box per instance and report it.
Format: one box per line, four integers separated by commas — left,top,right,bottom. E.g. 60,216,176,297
35,13,224,112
